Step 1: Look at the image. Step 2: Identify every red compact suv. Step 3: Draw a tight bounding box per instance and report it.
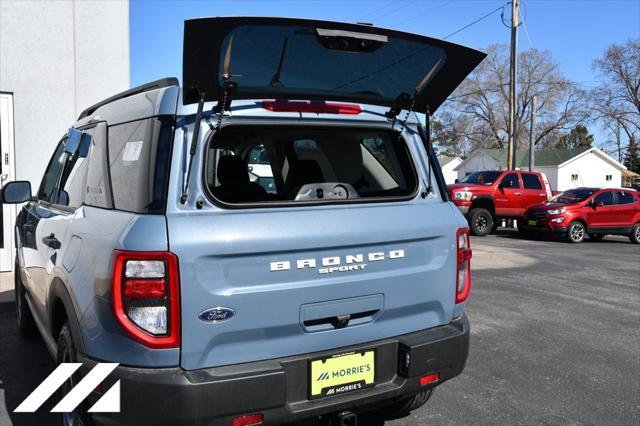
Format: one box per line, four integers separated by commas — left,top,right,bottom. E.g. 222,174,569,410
519,187,640,243
448,170,552,235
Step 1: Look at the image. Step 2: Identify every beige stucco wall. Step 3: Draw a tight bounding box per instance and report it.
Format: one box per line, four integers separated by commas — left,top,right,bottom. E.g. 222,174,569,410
0,0,130,187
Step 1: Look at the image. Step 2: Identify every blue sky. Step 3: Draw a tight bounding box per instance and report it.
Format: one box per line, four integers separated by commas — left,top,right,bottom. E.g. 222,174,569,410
130,0,640,90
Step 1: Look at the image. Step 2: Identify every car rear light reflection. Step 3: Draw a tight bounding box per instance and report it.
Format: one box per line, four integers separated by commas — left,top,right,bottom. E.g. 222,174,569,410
112,250,180,349
420,372,440,386
261,100,361,115
231,413,264,426
456,227,472,304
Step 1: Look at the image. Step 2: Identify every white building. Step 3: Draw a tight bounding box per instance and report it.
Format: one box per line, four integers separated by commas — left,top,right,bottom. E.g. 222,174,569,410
438,156,462,184
455,147,627,191
0,1,130,273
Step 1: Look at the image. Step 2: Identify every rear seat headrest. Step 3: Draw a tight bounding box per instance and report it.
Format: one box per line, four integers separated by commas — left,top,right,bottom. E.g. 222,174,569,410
217,155,249,186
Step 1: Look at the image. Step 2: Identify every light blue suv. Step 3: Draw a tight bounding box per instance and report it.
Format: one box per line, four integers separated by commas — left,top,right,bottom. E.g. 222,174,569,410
1,17,483,426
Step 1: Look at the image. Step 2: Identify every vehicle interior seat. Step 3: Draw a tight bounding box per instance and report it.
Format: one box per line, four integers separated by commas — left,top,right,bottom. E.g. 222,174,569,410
212,155,267,203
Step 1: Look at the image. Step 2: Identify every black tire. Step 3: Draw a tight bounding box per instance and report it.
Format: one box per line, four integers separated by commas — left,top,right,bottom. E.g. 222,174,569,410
517,220,532,238
566,221,586,243
57,322,91,426
588,233,605,242
377,389,434,420
468,208,493,236
630,223,640,244
15,256,36,336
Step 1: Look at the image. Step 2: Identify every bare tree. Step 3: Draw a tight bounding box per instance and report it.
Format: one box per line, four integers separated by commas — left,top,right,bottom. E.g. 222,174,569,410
591,39,640,156
435,45,589,156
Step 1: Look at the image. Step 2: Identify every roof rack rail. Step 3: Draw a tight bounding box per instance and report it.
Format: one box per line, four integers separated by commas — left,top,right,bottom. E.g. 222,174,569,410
77,77,180,120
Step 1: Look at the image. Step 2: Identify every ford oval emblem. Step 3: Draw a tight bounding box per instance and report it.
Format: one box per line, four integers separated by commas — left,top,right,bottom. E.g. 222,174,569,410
198,307,236,323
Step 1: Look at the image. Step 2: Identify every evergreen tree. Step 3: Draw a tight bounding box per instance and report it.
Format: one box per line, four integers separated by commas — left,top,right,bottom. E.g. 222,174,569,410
557,125,594,149
624,139,640,174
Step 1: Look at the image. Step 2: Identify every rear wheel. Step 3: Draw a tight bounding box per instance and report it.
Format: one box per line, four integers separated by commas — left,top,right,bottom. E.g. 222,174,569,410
15,256,36,336
566,221,586,243
57,322,91,426
630,223,640,244
468,208,493,236
588,233,605,242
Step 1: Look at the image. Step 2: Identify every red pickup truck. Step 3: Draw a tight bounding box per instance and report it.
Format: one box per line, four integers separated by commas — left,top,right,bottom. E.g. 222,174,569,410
448,170,553,235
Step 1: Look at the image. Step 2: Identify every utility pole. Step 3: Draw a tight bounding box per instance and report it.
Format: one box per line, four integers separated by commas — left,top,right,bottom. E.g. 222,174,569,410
528,95,537,171
507,0,519,170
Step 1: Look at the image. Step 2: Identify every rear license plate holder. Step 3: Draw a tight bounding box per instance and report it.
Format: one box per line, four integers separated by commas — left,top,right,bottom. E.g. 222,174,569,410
309,349,376,399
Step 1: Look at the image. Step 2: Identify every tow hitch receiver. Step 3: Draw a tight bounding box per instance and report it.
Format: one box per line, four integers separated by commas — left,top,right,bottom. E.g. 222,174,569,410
335,411,357,426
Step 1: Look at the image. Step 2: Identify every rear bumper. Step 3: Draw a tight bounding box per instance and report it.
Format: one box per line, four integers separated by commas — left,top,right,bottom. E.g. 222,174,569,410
85,315,470,426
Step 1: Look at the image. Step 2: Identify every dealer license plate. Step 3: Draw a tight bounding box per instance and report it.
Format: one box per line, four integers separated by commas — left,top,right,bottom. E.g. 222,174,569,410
309,350,375,398
528,220,537,226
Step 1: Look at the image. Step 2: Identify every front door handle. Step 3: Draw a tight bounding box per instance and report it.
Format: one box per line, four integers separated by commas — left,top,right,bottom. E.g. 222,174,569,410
515,192,522,196
42,233,61,250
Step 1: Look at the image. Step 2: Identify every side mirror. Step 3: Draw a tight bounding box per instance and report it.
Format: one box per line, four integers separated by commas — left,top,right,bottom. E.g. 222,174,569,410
454,178,459,183
0,181,32,203
592,200,604,208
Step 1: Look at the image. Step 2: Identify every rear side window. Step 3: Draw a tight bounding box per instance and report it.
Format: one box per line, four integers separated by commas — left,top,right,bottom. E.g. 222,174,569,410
85,123,111,208
522,173,542,190
500,173,520,189
58,142,90,208
107,117,174,213
594,191,615,206
617,191,635,205
204,126,417,205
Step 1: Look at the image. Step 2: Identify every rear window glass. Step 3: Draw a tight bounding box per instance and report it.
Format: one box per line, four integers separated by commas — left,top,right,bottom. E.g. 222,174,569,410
107,117,174,214
219,24,446,105
204,127,417,205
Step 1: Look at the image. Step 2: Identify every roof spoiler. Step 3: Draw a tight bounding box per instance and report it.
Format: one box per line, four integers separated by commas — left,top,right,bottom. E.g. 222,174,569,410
77,77,179,120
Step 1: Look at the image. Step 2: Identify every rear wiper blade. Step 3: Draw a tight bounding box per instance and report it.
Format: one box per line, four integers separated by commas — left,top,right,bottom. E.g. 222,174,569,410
269,37,288,88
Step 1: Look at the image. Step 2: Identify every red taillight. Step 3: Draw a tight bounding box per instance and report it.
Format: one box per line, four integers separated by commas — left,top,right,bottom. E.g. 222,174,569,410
112,250,180,349
420,372,440,386
123,279,166,298
261,100,361,115
455,227,472,304
231,414,264,426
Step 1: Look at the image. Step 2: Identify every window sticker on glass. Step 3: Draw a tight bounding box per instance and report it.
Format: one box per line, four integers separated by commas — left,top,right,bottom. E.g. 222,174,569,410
122,141,143,162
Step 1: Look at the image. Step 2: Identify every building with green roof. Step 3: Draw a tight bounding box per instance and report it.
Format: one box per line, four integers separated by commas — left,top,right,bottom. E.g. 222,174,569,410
454,147,627,191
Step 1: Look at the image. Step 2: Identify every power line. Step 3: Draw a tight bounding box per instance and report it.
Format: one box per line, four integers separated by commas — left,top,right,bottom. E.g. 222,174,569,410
443,4,506,40
371,0,421,22
358,0,403,21
521,17,534,49
386,0,455,27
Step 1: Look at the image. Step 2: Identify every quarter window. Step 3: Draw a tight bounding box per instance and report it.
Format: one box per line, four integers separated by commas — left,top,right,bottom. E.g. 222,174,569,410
521,173,542,190
107,117,173,213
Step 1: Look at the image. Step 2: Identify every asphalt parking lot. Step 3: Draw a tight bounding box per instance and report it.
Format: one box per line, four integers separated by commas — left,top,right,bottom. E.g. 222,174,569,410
1,230,638,425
